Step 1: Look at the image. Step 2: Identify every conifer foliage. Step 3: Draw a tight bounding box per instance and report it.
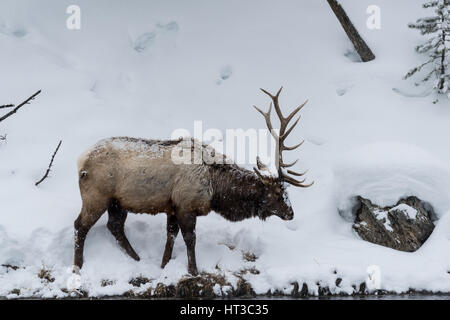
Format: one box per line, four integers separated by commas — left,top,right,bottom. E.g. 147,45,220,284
405,0,450,99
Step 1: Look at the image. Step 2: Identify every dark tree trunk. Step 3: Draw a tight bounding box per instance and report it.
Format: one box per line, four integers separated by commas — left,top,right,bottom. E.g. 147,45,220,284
327,0,375,62
439,15,446,90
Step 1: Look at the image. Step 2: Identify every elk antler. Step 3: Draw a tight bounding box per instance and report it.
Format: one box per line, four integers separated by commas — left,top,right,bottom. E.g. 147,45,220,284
253,87,313,188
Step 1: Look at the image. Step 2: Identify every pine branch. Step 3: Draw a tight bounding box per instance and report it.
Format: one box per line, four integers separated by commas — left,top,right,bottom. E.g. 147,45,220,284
0,90,41,123
0,104,14,110
35,140,63,187
423,1,439,8
404,59,434,79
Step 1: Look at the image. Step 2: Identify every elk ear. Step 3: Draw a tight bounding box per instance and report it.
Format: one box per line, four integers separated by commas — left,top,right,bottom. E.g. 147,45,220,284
254,167,271,185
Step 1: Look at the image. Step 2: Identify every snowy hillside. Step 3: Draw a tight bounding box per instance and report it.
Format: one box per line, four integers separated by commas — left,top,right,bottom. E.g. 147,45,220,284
1,0,450,297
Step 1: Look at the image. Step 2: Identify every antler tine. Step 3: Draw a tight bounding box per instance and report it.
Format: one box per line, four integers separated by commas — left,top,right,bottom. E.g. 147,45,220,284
289,180,315,188
287,169,308,177
253,103,279,141
283,175,315,188
260,87,283,99
283,175,306,185
260,87,285,123
281,140,304,151
280,159,298,168
285,100,308,123
253,104,270,117
281,116,300,141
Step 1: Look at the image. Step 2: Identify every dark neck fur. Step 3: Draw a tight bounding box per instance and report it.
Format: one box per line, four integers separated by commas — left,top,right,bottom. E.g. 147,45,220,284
209,164,269,221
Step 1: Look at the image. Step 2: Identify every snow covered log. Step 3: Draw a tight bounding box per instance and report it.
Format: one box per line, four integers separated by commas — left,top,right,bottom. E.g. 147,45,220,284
353,196,435,252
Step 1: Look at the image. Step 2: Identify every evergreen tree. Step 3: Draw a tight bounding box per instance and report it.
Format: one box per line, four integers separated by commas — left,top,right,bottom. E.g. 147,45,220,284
405,0,450,99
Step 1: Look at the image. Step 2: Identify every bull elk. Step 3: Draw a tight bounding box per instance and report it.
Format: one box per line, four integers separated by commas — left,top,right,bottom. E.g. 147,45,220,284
73,87,312,275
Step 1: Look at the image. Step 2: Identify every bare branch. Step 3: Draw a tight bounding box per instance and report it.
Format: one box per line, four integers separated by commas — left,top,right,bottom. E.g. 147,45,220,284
0,90,41,123
0,104,14,110
35,140,62,187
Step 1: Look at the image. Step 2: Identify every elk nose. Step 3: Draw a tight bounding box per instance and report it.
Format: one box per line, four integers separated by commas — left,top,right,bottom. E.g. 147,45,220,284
282,211,294,221
285,209,294,220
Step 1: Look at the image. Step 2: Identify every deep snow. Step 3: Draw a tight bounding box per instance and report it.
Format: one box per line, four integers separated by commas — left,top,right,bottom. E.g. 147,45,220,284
1,0,450,298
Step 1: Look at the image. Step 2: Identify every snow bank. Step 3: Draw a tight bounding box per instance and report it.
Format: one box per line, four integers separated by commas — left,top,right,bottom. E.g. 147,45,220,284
334,141,450,218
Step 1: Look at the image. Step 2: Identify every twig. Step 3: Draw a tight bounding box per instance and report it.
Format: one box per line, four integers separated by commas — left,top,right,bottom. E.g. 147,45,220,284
0,90,41,123
0,104,14,109
35,140,62,186
0,134,6,142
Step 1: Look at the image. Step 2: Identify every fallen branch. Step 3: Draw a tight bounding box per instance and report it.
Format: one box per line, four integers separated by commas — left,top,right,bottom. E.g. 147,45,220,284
0,90,41,123
327,0,375,62
35,140,62,187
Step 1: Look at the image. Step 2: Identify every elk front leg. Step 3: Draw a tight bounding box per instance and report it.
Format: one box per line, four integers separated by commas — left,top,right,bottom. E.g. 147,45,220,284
161,214,180,268
177,213,198,276
74,215,90,271
107,201,140,261
74,203,106,270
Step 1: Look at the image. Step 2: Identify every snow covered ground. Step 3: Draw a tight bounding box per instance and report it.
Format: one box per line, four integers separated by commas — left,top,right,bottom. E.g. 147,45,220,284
1,0,450,298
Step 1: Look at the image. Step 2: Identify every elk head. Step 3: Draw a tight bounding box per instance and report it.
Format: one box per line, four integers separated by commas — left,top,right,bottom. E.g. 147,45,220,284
253,87,313,221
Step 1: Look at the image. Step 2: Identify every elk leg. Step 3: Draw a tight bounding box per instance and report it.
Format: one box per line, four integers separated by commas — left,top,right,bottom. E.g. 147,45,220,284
74,204,106,270
178,213,198,276
161,214,179,268
107,201,140,261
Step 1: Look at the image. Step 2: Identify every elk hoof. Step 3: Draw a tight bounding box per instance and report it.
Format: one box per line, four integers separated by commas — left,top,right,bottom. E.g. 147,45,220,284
161,260,169,269
126,249,140,261
189,268,199,276
131,253,141,262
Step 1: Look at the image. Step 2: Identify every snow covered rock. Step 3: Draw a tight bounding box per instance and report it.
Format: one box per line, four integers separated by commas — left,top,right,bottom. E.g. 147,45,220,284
334,142,450,218
353,196,435,252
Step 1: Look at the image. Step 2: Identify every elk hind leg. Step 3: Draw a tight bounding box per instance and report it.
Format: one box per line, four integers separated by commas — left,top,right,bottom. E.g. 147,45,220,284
178,212,198,276
107,200,140,261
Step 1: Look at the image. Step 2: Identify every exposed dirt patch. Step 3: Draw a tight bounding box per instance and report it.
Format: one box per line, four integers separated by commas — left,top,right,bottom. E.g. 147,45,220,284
38,268,55,283
1,264,20,271
129,276,152,287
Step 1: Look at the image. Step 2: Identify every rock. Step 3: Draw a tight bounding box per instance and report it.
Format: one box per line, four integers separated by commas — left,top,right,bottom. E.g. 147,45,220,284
353,196,435,252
